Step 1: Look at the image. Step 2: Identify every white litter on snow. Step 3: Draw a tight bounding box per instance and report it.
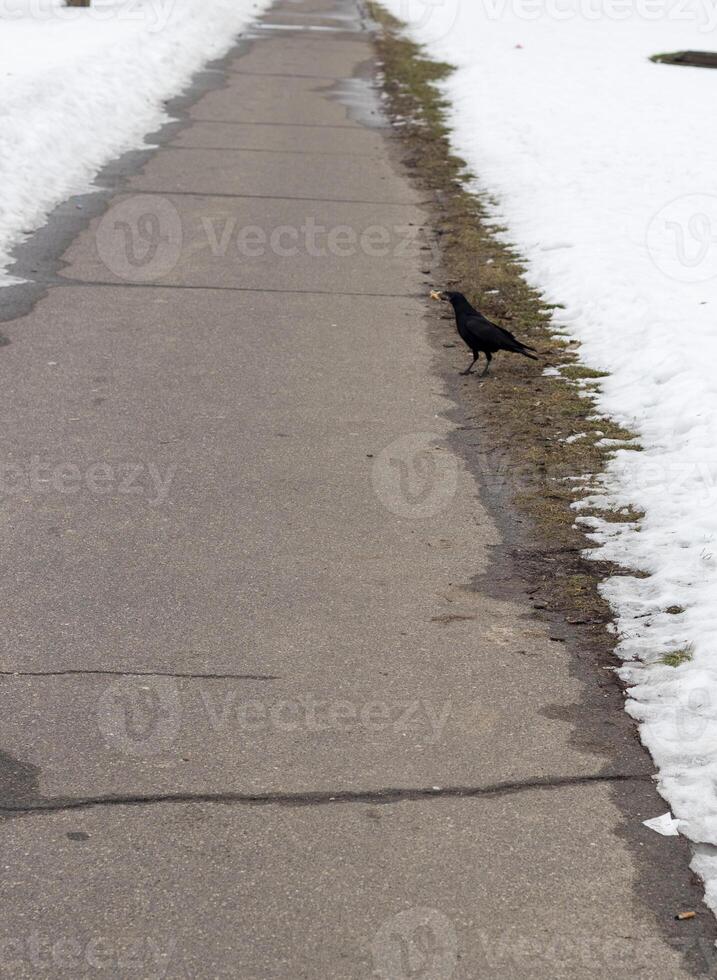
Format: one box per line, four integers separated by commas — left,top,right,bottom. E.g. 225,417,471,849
383,0,717,915
643,812,681,837
0,0,271,283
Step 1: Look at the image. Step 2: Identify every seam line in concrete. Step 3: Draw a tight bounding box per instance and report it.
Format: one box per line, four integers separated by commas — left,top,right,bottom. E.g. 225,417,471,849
123,189,421,206
249,28,366,38
223,71,348,80
51,281,420,298
163,145,378,158
189,119,390,130
0,774,653,816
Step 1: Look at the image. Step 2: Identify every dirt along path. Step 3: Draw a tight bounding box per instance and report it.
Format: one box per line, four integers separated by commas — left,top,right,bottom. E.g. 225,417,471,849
0,0,713,976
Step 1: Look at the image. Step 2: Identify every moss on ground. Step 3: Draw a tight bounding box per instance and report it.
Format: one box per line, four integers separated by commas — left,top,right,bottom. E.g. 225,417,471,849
369,3,643,631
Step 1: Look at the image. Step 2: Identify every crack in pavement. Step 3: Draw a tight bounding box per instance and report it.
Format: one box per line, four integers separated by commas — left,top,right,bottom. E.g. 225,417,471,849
0,670,278,680
0,772,652,816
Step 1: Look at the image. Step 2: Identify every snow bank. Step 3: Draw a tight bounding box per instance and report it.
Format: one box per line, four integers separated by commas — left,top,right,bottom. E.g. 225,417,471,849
0,0,271,282
383,0,717,911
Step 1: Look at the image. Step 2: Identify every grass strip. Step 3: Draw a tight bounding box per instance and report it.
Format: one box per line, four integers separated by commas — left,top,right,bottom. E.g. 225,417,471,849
370,3,645,633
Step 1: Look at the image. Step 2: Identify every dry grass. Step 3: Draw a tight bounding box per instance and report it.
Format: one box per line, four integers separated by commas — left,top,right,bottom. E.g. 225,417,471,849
660,649,693,668
370,3,645,627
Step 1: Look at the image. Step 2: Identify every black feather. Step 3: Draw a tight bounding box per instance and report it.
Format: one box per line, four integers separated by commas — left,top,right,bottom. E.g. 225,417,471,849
441,291,539,373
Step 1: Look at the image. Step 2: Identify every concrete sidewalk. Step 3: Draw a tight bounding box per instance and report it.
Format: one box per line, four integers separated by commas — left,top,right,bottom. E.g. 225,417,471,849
0,0,712,975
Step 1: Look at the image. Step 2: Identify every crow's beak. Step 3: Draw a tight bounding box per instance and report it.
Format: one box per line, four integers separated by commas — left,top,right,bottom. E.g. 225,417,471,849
429,290,444,301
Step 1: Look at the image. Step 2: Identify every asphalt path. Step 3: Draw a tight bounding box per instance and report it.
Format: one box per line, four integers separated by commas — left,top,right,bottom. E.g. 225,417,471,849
0,0,713,975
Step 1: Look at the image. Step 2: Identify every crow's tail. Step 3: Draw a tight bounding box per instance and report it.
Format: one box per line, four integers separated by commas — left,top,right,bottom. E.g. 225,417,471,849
511,345,538,360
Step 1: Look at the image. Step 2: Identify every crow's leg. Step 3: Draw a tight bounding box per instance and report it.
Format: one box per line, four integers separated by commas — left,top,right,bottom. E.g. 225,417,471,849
461,353,479,375
480,351,493,377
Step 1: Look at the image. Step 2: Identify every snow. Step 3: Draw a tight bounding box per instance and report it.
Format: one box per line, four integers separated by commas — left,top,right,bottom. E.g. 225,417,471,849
383,0,717,914
0,0,271,282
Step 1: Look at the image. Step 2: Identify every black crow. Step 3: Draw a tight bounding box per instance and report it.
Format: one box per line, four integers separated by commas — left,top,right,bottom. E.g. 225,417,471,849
431,290,538,376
